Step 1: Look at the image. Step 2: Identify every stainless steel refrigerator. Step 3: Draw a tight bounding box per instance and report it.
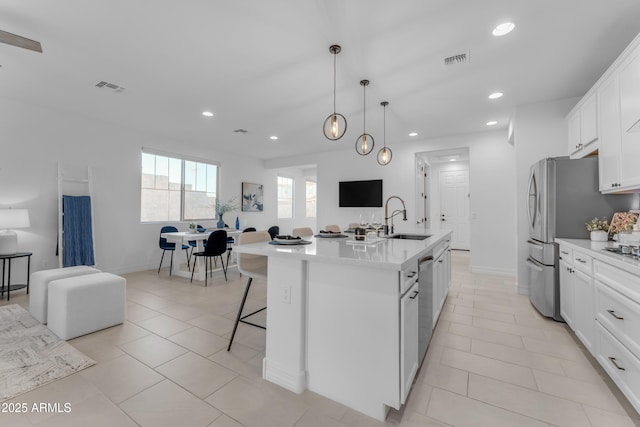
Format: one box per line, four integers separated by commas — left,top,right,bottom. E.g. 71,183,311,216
526,156,636,321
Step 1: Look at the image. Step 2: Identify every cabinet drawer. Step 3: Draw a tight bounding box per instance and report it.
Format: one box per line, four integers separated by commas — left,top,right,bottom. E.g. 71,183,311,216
558,245,573,262
595,280,640,357
401,268,418,294
593,260,640,305
572,250,592,275
595,322,640,414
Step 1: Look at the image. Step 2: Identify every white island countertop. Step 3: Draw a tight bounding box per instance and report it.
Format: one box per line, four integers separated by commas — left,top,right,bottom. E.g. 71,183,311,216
233,228,452,271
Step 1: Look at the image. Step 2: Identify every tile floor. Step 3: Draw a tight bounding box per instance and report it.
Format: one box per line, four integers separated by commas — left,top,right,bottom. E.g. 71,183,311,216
1,251,640,426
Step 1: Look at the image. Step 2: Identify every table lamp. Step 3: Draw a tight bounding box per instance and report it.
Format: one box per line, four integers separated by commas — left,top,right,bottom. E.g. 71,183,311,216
0,209,30,255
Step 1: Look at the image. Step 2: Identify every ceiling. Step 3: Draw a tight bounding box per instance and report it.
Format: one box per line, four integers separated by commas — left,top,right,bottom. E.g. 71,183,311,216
3,1,640,161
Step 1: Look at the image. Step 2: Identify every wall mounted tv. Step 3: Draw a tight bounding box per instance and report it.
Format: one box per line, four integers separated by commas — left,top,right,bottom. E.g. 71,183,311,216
339,179,383,207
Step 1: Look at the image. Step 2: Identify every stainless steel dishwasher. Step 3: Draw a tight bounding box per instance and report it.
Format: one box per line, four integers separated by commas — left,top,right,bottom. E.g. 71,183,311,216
418,253,434,363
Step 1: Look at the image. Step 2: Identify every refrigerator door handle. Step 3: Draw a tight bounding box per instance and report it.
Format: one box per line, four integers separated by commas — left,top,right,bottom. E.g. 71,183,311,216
527,172,538,231
526,257,544,272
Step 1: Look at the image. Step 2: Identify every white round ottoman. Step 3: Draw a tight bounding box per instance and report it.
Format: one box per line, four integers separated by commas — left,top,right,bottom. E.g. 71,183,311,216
29,266,100,323
47,272,126,340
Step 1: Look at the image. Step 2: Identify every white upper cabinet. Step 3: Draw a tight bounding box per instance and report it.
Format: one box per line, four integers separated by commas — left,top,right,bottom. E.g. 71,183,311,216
573,31,640,193
568,92,599,159
598,75,622,191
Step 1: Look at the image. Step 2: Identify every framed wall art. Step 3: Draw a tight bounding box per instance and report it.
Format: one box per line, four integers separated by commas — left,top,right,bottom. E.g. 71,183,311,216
242,182,264,212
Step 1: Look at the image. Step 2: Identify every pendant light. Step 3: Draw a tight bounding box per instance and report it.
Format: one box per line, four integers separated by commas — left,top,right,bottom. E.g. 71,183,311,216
323,44,347,140
377,101,393,165
355,80,374,155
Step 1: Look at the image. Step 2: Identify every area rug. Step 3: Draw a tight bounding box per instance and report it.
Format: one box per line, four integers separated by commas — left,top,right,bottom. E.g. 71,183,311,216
0,304,95,401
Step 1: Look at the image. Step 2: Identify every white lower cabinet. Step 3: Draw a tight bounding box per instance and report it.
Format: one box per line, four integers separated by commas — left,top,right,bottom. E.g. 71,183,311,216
558,255,593,352
558,240,640,415
400,282,419,404
595,322,640,412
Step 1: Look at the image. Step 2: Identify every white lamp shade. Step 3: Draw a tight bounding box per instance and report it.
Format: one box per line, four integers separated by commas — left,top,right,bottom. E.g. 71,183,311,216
0,209,30,229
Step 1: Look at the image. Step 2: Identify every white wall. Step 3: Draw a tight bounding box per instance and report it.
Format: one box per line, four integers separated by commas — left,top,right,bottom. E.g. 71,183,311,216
266,130,517,275
0,98,291,278
513,97,578,293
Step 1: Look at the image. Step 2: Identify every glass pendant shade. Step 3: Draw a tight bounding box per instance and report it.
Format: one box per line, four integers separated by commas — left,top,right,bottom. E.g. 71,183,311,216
377,101,392,166
323,45,347,141
355,79,374,155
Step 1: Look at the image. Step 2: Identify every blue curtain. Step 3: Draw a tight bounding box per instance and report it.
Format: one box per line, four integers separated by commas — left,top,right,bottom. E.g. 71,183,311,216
62,195,95,267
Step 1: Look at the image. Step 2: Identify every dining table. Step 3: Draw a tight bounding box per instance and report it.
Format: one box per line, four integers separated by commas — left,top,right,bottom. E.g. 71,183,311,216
160,228,242,281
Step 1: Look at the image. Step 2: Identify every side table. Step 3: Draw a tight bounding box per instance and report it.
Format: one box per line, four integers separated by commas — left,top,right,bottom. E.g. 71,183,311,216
0,252,32,301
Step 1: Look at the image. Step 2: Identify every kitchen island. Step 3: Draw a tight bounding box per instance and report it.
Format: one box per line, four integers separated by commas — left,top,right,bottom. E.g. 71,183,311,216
233,229,452,420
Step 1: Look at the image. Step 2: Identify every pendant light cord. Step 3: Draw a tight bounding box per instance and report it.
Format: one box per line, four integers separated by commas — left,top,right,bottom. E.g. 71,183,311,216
383,104,386,148
363,85,366,131
333,52,337,114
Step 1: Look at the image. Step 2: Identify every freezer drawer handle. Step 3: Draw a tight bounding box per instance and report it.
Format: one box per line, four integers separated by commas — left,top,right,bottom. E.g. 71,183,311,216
409,290,419,300
607,309,624,320
525,259,544,272
609,357,626,371
527,239,543,250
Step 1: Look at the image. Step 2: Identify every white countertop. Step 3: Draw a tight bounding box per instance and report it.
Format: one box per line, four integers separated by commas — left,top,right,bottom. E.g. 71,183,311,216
234,229,452,271
555,238,640,276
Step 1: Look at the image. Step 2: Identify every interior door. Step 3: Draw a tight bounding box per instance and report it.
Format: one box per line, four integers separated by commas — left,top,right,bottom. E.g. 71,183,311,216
439,169,470,250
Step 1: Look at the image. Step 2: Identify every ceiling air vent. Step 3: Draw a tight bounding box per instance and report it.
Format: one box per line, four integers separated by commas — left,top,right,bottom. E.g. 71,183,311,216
95,80,125,93
233,129,248,134
443,51,470,66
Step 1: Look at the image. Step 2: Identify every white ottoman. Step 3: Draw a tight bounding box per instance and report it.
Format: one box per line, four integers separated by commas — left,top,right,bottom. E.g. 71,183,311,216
47,272,126,340
29,266,100,323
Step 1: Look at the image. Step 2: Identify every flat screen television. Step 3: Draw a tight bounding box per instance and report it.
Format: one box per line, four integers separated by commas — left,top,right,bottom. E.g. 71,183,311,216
339,179,383,207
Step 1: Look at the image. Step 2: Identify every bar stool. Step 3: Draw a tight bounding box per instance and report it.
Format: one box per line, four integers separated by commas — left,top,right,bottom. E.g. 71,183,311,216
324,224,341,233
291,227,313,237
227,231,270,351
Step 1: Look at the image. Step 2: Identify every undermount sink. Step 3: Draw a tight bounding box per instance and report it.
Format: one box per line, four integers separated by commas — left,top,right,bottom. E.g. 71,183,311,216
388,234,430,240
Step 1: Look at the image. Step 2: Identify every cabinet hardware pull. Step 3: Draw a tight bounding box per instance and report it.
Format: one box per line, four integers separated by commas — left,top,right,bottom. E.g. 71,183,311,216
409,290,419,299
419,255,433,263
576,258,587,263
407,271,417,278
607,309,624,320
609,357,626,371
438,260,443,263
561,251,569,255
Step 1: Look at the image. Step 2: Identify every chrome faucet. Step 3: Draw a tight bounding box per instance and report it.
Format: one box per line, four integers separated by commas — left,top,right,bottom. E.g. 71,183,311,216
384,196,407,235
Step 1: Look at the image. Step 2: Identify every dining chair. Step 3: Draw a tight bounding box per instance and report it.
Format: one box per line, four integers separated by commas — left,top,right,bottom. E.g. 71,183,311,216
292,227,313,237
228,230,271,351
267,225,280,240
190,229,228,285
325,224,341,233
187,224,207,267
158,226,190,276
243,227,256,232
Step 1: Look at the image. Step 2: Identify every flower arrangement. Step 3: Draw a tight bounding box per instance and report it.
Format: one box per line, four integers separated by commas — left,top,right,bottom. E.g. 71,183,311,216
585,217,609,232
608,212,639,235
215,197,238,220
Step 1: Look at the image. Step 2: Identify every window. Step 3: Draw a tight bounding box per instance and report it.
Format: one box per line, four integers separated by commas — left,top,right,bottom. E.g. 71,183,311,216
305,180,316,218
277,176,294,219
141,150,219,222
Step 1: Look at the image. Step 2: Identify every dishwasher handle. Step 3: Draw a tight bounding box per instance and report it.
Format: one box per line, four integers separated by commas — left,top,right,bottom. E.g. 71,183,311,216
419,255,434,264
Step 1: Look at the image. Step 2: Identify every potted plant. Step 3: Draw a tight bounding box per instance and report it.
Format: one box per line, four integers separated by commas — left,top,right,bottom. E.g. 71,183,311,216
215,198,238,229
586,217,609,241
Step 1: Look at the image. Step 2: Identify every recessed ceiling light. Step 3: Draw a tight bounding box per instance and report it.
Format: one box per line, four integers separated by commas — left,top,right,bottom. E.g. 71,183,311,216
488,92,503,99
492,22,515,36
270,136,278,140
486,121,498,126
409,132,418,137
450,158,456,162
202,111,214,117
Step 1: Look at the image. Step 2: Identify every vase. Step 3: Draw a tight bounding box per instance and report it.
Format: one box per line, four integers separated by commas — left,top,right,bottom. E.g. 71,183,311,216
590,230,608,242
217,217,225,229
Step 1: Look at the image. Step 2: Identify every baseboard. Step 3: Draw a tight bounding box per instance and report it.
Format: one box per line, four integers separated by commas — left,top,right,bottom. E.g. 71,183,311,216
263,358,306,394
469,265,516,277
517,283,530,295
